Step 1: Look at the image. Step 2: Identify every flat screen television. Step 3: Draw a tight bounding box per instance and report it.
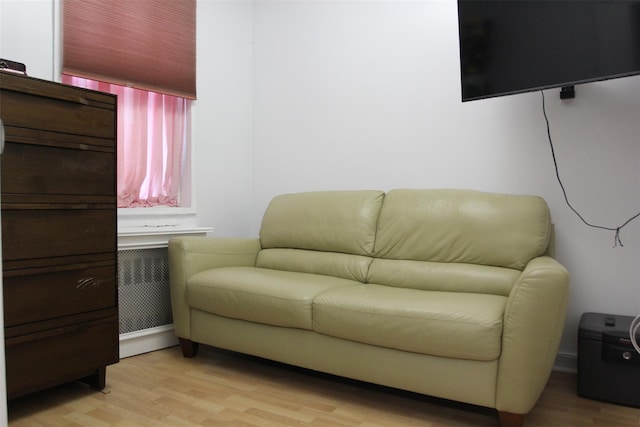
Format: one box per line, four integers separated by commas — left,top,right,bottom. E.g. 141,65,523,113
457,0,640,101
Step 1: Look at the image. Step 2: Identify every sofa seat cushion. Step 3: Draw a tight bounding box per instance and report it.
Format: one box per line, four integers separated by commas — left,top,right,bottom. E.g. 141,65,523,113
186,267,361,330
313,284,507,361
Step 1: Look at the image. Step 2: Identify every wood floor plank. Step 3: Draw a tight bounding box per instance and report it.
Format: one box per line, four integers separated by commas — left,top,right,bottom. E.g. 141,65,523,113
8,345,640,426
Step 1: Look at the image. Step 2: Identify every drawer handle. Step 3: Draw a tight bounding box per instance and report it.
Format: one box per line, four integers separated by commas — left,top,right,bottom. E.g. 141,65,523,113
58,95,90,105
77,277,114,290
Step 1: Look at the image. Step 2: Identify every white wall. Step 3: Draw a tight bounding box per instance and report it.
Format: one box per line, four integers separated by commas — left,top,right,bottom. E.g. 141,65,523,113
0,0,54,80
193,0,254,236
1,0,639,369
251,0,640,362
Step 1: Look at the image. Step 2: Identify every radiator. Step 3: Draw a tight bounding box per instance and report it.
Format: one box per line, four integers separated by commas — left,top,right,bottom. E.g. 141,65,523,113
117,248,173,334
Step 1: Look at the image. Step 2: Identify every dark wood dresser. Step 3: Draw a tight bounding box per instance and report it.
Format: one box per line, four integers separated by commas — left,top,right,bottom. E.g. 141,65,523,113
0,71,119,399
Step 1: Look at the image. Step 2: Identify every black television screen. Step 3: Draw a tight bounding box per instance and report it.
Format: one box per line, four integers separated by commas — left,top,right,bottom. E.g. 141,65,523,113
458,0,640,101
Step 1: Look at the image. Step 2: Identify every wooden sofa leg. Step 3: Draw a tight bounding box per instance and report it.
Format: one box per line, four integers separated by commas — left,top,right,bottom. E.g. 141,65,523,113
498,411,524,427
179,338,199,358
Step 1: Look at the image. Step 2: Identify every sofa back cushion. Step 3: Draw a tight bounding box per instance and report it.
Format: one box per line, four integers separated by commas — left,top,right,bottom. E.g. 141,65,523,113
374,189,551,270
257,190,384,282
260,190,385,256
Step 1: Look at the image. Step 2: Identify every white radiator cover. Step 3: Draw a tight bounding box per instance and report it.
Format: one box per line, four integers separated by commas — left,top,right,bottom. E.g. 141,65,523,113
118,248,172,334
117,226,212,358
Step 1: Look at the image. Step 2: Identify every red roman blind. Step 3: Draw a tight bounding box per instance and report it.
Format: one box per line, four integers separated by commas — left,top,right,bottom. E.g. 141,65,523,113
63,0,196,99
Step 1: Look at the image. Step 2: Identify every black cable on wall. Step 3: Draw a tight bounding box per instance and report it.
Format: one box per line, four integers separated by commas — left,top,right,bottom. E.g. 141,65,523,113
540,90,640,247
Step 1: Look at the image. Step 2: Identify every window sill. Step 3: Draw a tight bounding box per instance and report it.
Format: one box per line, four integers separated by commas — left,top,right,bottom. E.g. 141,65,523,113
118,207,212,249
118,205,196,217
118,206,197,227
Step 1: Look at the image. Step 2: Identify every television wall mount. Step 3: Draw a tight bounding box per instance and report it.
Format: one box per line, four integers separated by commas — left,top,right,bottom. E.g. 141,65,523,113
560,85,575,99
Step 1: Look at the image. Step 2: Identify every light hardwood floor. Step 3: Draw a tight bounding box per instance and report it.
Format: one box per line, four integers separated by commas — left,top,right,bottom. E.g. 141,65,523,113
7,345,640,426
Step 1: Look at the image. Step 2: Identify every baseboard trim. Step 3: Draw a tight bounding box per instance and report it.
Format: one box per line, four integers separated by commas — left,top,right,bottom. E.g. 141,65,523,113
554,351,577,373
119,324,179,359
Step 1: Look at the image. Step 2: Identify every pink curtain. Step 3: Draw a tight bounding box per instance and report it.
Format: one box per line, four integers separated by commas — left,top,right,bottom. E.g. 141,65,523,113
62,75,188,207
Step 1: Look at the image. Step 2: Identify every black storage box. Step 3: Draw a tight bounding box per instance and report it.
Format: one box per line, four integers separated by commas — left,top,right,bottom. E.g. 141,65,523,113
578,312,640,407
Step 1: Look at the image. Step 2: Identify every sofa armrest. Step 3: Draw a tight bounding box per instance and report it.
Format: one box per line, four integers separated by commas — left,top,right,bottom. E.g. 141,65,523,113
496,255,570,415
168,236,262,339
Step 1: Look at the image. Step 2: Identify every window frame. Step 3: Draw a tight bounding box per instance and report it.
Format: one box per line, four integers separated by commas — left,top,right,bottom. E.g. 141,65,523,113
53,0,197,230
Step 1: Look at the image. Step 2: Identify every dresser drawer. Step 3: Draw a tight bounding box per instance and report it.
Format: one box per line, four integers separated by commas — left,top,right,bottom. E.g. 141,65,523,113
0,85,115,140
5,315,119,399
1,141,115,198
2,209,115,261
3,262,116,327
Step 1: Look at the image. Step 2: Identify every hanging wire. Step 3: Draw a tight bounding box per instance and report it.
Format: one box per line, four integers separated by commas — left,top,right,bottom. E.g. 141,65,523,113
541,90,640,247
631,314,640,355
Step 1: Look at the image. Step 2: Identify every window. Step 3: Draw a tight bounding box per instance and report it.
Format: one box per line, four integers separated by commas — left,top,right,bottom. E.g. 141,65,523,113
62,75,190,207
62,0,196,208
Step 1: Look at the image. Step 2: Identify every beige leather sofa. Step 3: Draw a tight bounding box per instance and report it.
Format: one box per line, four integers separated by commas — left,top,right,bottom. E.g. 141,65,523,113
169,189,569,427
